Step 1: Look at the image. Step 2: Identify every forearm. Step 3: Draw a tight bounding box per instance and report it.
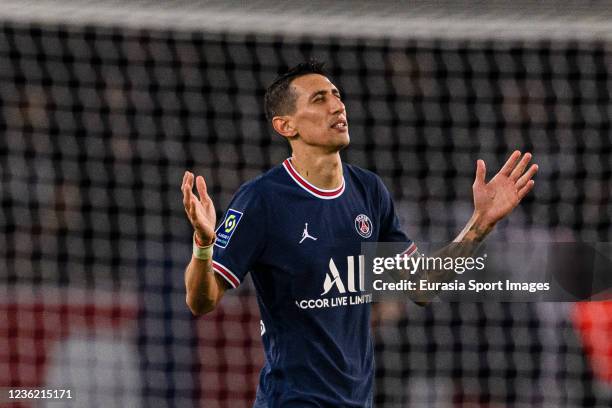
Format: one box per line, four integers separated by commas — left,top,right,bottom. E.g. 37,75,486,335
453,211,495,245
185,256,223,315
389,212,495,304
421,212,494,284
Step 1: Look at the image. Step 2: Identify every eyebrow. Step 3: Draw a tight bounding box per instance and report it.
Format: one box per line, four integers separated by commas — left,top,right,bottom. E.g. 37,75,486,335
309,88,341,101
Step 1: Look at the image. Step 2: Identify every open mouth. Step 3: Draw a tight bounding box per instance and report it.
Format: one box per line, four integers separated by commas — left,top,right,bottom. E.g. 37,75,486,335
331,119,348,130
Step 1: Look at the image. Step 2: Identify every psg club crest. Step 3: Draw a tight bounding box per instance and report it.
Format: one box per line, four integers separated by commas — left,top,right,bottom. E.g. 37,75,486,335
354,214,373,238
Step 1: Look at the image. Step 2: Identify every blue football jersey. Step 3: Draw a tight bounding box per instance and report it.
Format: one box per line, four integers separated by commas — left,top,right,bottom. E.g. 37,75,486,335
212,158,416,408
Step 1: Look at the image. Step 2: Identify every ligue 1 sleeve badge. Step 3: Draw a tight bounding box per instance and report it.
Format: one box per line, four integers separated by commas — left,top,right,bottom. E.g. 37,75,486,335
354,214,373,238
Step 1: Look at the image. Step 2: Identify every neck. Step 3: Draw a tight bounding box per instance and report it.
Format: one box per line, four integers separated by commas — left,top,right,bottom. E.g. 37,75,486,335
289,150,343,190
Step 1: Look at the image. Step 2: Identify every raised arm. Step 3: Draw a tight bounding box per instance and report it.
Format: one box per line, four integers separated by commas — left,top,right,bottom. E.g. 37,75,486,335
400,151,538,304
182,171,228,316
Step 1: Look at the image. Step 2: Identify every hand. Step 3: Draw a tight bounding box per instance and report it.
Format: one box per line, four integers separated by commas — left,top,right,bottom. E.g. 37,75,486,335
472,150,538,227
182,171,216,246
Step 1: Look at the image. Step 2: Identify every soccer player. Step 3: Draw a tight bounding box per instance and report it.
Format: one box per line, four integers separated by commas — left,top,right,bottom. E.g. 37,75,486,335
182,61,538,407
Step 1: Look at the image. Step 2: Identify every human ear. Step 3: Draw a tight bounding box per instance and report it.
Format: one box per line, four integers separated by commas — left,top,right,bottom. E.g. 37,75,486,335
272,116,298,139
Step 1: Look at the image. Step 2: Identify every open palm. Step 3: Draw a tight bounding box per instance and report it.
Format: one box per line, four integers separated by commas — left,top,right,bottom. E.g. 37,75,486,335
473,151,538,226
182,171,216,245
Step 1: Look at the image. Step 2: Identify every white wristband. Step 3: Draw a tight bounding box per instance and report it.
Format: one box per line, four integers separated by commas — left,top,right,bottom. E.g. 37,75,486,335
193,233,214,260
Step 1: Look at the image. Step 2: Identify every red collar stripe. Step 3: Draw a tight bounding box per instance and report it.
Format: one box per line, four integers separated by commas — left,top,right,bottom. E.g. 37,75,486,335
212,261,239,288
282,158,345,200
401,242,418,257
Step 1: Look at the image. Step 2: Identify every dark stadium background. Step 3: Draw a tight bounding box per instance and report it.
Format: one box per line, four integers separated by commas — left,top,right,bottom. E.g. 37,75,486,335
1,1,612,406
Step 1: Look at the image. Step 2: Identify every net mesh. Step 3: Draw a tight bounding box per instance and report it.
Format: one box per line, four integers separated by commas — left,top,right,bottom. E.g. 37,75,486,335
1,17,611,408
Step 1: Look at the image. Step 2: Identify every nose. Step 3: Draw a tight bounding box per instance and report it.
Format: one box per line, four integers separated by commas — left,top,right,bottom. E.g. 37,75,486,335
330,97,345,115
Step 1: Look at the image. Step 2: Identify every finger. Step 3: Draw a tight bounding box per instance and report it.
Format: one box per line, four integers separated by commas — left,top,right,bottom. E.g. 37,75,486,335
186,194,202,221
517,180,535,200
187,171,194,189
183,194,193,217
196,175,208,202
474,159,486,186
181,171,188,191
515,163,538,189
182,171,191,194
189,197,199,217
182,181,189,205
499,150,522,177
182,172,194,208
509,152,532,181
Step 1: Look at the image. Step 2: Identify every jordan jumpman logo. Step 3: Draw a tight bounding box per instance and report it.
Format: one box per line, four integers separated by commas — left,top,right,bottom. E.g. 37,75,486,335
299,223,318,244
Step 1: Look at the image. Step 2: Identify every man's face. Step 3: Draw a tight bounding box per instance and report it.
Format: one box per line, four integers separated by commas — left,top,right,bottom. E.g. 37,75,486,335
288,74,349,151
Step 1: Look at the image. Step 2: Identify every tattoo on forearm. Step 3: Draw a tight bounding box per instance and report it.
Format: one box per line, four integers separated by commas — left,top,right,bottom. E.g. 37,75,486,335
466,223,493,242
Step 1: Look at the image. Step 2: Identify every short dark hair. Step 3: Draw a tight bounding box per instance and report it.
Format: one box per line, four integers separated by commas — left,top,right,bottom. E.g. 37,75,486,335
264,60,328,122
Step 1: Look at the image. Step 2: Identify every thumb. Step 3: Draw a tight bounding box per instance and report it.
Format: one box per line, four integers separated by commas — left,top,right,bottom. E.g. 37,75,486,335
474,159,486,186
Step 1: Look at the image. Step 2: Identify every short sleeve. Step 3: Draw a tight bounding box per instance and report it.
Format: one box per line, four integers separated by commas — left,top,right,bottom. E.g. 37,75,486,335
376,177,418,257
212,183,266,289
